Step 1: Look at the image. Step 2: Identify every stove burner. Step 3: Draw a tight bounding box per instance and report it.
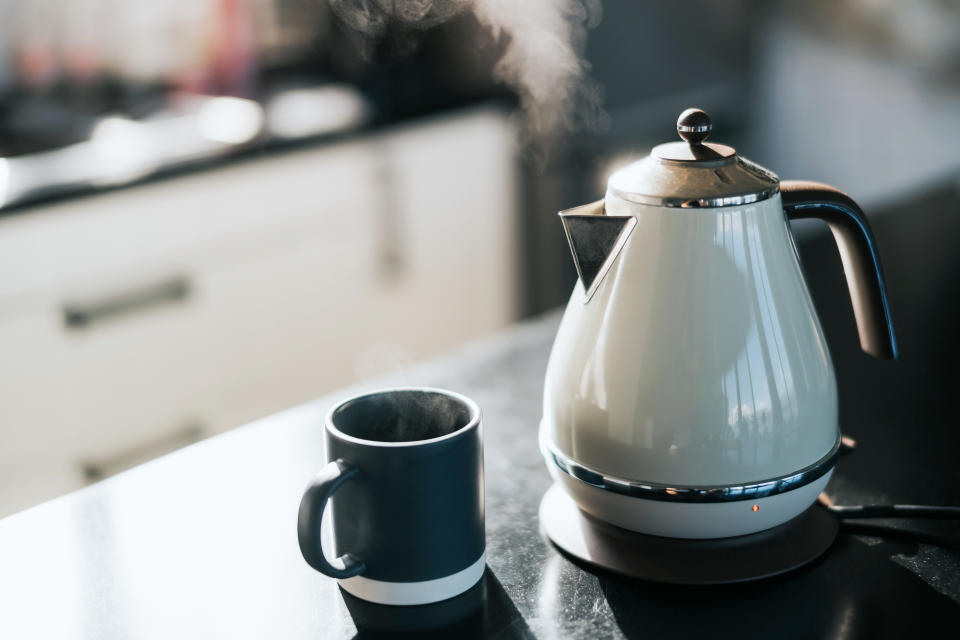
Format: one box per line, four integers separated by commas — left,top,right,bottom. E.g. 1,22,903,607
539,484,838,585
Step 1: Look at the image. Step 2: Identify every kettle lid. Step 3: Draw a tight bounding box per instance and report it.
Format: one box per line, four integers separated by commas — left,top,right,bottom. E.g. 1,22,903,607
608,108,779,208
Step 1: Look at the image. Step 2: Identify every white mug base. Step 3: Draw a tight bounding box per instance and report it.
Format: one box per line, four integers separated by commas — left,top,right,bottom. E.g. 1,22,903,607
338,554,486,606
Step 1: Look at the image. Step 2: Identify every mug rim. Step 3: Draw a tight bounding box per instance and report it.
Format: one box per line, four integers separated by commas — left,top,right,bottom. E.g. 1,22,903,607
324,386,481,448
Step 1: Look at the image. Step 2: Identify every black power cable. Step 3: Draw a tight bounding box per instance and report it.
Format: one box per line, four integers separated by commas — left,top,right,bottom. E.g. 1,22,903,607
823,504,960,520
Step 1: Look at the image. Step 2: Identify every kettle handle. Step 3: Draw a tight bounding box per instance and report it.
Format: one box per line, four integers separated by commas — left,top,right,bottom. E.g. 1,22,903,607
781,180,898,360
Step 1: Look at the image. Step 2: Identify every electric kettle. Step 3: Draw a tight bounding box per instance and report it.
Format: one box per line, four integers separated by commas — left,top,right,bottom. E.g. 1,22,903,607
540,108,897,539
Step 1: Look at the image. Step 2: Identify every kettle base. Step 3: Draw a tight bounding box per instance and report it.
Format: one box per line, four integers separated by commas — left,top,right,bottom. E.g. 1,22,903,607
539,483,838,585
546,460,833,539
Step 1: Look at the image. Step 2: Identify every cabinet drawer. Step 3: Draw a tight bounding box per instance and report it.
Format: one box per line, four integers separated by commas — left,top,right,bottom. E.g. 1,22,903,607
1,193,379,485
0,278,211,463
0,139,380,314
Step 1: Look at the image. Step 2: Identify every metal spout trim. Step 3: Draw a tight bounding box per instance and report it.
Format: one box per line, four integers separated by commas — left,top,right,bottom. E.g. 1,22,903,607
559,200,636,303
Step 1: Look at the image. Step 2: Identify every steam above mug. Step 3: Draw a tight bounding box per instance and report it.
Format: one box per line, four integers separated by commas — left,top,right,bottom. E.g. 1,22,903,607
541,108,897,539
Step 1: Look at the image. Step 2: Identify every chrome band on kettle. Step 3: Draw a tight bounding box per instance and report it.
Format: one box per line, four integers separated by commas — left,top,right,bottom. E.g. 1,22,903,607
540,431,842,504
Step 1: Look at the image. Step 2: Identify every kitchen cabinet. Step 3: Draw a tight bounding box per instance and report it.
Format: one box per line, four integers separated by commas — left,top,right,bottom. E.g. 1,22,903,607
0,105,518,516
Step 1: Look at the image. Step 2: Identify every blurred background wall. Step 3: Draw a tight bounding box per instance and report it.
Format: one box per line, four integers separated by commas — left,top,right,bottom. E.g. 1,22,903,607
1,0,958,516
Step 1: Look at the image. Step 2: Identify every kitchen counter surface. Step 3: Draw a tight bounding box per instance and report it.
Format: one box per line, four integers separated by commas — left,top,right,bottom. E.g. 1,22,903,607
2,186,960,638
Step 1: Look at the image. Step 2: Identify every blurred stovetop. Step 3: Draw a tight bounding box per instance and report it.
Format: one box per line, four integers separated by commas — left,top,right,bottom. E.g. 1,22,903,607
0,9,512,214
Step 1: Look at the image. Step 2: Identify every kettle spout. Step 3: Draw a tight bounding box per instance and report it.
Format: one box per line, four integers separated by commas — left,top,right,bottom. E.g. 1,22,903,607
560,200,636,301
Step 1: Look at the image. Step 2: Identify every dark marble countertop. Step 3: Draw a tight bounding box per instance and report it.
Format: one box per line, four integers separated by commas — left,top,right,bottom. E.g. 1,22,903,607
2,183,960,638
1,310,958,639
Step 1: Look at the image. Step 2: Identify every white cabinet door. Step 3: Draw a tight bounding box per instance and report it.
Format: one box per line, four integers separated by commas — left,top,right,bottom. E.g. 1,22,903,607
196,107,519,430
357,107,520,364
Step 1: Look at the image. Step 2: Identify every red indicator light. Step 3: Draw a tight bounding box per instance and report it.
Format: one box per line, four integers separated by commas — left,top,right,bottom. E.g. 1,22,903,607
751,504,760,512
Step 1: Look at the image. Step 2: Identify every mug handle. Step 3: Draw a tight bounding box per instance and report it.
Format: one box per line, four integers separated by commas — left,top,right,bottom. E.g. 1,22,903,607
297,460,367,579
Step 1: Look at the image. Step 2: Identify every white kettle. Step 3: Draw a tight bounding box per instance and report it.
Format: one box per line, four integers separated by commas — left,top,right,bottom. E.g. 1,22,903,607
540,108,897,539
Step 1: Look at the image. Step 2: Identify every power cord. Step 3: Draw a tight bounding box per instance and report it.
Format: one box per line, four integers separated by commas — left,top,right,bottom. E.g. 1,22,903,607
824,435,960,521
825,504,960,520
818,492,960,520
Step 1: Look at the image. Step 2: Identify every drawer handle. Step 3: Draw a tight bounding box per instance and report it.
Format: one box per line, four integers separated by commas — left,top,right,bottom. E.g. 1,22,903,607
62,276,190,329
80,422,204,482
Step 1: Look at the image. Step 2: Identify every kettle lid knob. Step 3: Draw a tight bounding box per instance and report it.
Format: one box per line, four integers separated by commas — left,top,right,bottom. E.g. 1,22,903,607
677,108,712,145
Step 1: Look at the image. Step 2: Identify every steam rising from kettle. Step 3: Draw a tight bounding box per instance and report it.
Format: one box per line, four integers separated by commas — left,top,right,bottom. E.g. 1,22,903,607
328,0,605,140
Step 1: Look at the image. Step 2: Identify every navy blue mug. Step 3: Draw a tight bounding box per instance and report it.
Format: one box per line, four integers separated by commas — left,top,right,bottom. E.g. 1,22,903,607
298,388,485,605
